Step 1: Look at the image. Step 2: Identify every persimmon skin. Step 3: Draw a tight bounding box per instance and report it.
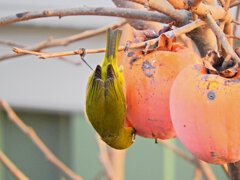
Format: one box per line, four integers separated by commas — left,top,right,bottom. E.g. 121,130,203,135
124,47,201,139
170,64,240,164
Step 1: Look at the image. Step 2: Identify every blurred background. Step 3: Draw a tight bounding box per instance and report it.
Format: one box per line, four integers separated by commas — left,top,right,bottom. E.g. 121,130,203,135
0,0,239,179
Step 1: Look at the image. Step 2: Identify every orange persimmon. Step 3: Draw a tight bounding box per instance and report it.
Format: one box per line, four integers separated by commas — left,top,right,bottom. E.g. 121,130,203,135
123,35,201,139
170,54,240,164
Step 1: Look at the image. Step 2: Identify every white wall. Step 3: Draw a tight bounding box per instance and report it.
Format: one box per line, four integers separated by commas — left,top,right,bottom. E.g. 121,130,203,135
0,25,106,112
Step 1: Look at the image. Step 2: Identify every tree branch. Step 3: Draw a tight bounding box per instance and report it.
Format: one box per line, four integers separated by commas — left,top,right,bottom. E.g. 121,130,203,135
204,13,240,62
128,0,189,25
157,139,216,180
0,20,127,61
0,100,82,180
112,0,162,30
0,151,29,180
12,19,205,59
0,39,26,48
0,7,172,26
97,136,115,179
230,0,240,8
167,0,226,20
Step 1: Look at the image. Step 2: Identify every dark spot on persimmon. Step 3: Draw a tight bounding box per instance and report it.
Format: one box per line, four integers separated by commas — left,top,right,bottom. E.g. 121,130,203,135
127,52,134,57
183,125,186,128
207,91,215,101
206,83,210,90
203,75,209,81
141,60,155,77
224,78,240,85
210,151,218,158
129,57,139,69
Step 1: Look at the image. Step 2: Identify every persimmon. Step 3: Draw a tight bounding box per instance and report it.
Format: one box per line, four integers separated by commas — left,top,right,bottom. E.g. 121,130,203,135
170,51,240,164
123,34,201,139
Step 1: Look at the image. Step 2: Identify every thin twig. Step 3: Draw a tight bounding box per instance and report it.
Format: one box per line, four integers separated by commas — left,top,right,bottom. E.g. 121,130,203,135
157,139,216,180
0,151,29,180
12,19,206,59
221,164,229,177
233,5,240,35
232,19,240,25
0,100,82,180
227,35,240,40
196,161,216,180
156,139,195,164
204,13,240,63
230,0,240,7
0,39,26,48
0,20,126,61
193,167,202,180
97,135,114,180
0,7,172,26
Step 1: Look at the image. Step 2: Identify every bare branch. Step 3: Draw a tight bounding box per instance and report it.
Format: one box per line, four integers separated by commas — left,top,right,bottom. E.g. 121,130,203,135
232,19,240,25
128,0,188,25
167,0,226,20
221,164,229,177
156,139,196,164
230,0,240,7
12,19,205,59
0,20,126,61
204,13,240,63
0,39,26,48
233,5,240,35
227,35,240,40
157,140,216,180
97,136,115,179
193,167,202,180
112,0,162,30
0,100,82,180
0,151,29,180
0,7,172,26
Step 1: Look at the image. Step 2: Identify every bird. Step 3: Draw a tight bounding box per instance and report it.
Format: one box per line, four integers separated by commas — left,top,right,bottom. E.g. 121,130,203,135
85,28,135,150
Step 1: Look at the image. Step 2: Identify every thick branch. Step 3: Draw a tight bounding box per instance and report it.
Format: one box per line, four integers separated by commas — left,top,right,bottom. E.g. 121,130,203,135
0,100,82,180
128,0,189,25
112,0,162,30
0,7,172,26
167,0,226,20
0,151,29,180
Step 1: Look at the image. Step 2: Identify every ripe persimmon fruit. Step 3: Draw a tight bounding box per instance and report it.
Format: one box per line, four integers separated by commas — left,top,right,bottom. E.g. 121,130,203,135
123,34,201,139
170,50,240,164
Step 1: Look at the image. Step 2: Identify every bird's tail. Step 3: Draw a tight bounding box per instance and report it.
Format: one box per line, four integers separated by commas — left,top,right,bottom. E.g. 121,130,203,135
101,28,122,68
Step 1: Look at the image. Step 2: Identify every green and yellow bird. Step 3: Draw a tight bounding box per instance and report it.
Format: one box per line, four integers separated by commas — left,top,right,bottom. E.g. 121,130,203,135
85,29,135,150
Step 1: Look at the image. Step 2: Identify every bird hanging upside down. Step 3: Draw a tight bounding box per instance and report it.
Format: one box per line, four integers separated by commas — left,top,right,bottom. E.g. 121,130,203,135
85,28,135,150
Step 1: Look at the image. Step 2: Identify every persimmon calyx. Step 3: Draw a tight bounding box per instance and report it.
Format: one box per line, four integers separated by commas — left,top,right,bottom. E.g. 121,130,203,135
203,50,238,78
